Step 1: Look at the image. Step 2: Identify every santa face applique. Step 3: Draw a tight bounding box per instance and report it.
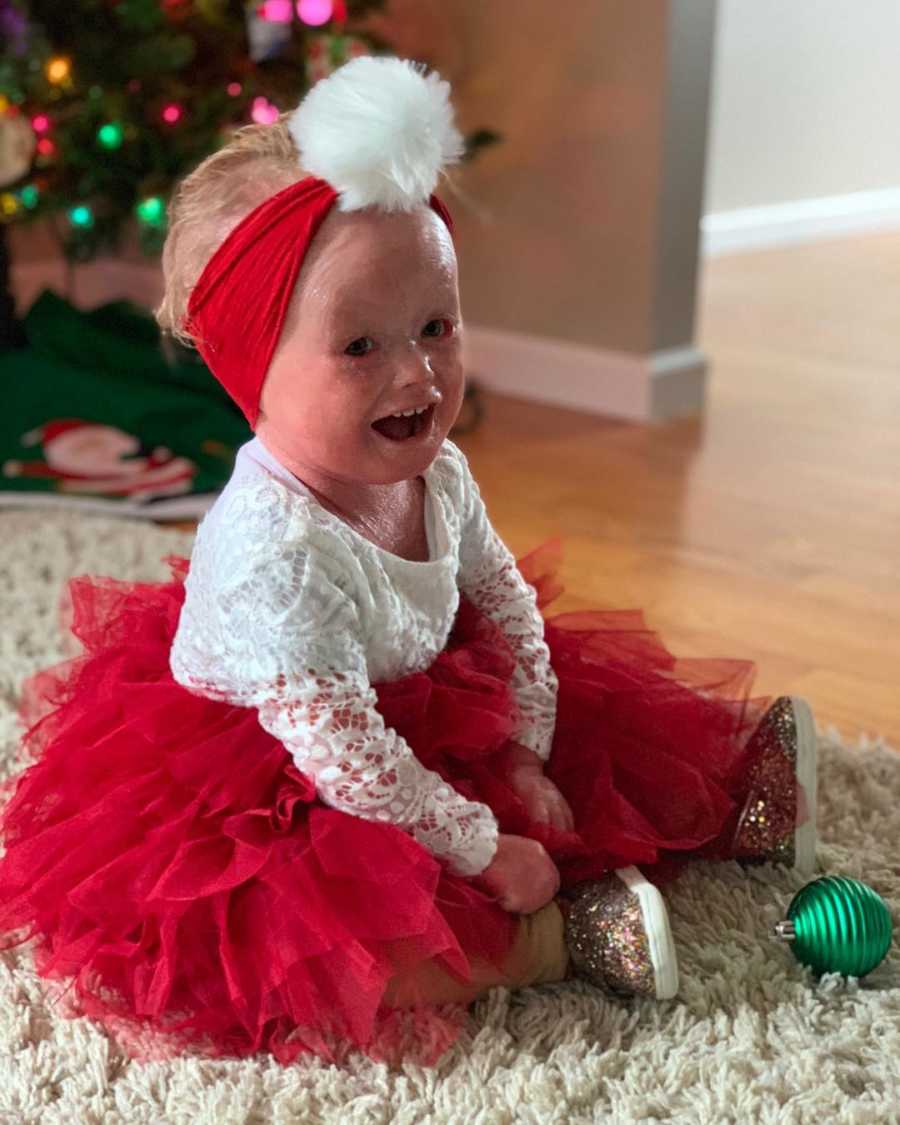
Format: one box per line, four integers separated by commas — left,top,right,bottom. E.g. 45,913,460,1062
2,418,197,500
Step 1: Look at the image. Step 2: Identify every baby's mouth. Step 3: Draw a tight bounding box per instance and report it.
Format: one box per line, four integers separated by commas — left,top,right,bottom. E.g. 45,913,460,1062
371,404,435,442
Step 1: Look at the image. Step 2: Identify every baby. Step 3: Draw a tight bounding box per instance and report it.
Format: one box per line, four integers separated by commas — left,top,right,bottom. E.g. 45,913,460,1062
0,56,816,1068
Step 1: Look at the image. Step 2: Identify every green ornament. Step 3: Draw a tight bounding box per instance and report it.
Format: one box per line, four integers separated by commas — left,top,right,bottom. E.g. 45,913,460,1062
773,876,893,978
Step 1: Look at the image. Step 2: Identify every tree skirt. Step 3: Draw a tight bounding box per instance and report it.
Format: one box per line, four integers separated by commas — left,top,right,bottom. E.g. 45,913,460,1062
0,510,897,1124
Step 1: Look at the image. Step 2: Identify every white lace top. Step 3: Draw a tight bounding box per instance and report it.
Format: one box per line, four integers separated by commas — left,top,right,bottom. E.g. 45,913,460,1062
169,435,559,877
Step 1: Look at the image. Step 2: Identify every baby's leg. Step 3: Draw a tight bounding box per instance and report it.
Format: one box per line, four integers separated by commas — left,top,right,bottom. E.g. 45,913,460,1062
381,900,570,1008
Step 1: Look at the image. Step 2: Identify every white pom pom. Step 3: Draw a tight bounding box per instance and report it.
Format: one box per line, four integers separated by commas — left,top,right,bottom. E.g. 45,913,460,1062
287,56,465,213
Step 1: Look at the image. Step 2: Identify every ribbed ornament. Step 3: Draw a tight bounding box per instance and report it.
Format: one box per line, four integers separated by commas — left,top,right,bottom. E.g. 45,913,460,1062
772,876,893,977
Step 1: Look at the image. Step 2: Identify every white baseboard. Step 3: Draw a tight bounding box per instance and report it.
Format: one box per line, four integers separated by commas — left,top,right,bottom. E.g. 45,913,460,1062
462,326,707,422
702,187,900,256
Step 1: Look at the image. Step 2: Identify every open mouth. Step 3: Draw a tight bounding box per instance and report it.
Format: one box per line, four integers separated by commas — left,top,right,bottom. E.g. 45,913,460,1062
371,404,435,443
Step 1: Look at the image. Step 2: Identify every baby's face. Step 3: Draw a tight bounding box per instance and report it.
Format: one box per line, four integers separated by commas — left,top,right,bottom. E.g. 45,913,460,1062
256,203,465,486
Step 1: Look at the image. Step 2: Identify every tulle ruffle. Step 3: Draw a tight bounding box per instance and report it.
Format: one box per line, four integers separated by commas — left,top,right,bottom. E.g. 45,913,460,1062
0,538,771,1066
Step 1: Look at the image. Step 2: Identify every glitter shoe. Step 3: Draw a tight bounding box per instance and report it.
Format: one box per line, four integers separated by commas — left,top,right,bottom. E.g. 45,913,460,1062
560,866,679,1000
732,696,817,876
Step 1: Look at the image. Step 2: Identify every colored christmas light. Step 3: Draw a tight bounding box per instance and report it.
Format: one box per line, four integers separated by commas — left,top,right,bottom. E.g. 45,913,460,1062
296,0,332,27
250,96,279,125
261,0,293,21
97,122,124,150
136,196,165,228
36,137,55,157
68,204,94,228
20,184,40,209
162,103,183,125
227,82,243,97
1,193,19,218
31,114,50,134
46,56,71,84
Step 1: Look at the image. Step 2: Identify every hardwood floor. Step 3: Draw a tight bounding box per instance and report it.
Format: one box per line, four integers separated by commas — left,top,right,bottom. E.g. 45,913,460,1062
458,233,900,748
171,232,900,747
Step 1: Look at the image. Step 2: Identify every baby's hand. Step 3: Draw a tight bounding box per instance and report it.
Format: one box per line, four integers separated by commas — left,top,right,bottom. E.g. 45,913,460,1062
506,743,575,833
476,833,560,914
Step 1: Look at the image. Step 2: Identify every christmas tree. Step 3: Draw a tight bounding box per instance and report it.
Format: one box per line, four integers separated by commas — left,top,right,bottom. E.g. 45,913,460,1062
0,0,391,263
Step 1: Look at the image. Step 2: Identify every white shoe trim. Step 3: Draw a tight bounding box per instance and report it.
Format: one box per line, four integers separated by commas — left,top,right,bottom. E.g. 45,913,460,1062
615,865,680,999
789,696,818,876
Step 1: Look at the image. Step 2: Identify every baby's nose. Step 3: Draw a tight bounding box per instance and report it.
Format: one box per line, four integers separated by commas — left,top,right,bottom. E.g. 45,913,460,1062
396,343,435,384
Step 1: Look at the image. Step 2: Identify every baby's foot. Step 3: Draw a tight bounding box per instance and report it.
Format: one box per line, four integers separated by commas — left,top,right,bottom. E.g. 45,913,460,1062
732,695,818,876
560,866,679,1000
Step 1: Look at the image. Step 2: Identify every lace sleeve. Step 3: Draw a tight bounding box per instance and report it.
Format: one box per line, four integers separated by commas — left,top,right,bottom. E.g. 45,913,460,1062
171,524,499,878
455,457,559,762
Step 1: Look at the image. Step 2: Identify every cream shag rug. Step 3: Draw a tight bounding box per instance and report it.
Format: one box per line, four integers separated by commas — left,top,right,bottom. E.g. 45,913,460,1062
0,511,897,1125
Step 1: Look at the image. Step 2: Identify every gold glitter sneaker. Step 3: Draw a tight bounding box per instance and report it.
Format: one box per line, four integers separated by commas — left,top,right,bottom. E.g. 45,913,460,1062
732,696,817,876
560,866,679,1000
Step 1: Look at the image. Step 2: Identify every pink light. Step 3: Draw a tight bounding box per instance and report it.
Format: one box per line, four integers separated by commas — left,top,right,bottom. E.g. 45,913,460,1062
260,0,293,20
31,114,50,133
251,96,279,125
297,0,333,27
227,82,243,96
162,103,183,125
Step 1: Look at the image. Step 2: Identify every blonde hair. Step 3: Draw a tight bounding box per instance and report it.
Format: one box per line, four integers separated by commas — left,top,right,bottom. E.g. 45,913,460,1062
154,114,307,349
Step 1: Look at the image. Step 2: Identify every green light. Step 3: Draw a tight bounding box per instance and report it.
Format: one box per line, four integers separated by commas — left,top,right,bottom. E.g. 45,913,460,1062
97,122,124,150
69,205,94,229
20,185,39,209
136,196,165,228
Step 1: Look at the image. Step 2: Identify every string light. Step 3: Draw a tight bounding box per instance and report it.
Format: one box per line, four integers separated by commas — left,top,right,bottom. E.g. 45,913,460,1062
68,204,94,228
20,184,40,209
1,193,19,219
261,0,293,20
161,103,183,125
46,56,71,84
97,122,124,149
296,0,332,26
250,96,279,125
227,82,242,97
135,196,166,228
31,114,50,134
36,137,55,157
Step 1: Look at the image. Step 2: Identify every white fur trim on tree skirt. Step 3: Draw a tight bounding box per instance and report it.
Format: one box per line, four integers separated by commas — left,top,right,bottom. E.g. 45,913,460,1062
288,55,465,213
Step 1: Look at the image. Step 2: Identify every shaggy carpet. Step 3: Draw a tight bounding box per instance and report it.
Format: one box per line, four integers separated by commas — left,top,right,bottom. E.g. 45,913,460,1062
0,510,897,1125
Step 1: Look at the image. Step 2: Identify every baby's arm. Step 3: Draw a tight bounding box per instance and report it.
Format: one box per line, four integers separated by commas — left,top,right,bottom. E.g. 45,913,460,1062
454,450,559,763
172,523,499,878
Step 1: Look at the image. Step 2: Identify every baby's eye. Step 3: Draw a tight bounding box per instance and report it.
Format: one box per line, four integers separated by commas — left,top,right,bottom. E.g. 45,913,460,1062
345,337,373,358
423,319,451,339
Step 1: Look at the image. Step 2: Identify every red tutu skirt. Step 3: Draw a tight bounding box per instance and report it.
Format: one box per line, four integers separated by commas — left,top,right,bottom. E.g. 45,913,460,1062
0,538,772,1067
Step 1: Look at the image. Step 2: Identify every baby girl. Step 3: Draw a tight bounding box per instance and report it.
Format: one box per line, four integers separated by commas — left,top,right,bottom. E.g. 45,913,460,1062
0,57,816,1067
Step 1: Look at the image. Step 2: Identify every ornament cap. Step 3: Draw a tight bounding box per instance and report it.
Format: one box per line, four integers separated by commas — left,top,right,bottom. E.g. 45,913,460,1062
772,920,796,942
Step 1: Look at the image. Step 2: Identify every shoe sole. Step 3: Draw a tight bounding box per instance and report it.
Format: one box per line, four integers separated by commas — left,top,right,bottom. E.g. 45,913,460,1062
789,695,818,877
615,865,679,1000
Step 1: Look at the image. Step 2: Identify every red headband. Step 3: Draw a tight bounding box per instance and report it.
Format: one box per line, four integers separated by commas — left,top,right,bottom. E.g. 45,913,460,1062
184,176,455,428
